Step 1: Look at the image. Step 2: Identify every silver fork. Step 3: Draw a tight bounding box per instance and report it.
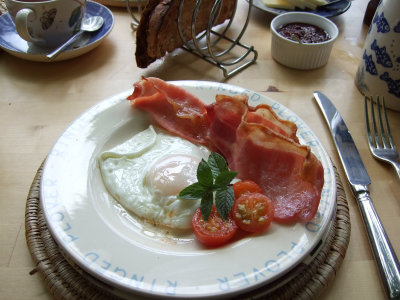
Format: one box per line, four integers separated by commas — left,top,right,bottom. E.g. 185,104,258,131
365,96,400,181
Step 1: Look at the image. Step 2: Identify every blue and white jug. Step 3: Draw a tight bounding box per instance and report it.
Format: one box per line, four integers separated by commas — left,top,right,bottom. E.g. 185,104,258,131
355,0,400,111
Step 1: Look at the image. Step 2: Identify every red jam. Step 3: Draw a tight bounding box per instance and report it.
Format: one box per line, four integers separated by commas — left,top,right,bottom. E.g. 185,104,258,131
277,23,331,43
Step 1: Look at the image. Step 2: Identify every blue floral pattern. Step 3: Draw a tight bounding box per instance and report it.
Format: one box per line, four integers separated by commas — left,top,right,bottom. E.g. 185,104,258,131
370,39,393,68
380,72,400,97
394,21,400,33
373,12,390,33
363,50,378,75
357,1,400,100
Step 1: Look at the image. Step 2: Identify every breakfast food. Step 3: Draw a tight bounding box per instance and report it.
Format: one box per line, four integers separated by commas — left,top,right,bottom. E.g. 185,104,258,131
263,0,295,10
192,206,238,247
127,76,211,147
100,77,325,245
277,23,331,43
135,0,236,68
262,0,328,10
231,187,274,233
99,125,210,229
127,77,324,224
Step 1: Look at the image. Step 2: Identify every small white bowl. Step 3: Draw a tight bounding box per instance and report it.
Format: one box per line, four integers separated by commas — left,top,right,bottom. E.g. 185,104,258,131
270,12,339,70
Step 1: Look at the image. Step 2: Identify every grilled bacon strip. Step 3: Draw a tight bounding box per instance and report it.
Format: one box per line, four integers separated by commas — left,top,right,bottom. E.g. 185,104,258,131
127,77,324,223
128,77,211,147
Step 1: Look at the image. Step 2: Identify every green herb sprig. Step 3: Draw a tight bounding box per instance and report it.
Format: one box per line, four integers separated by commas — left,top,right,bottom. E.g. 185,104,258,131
178,152,237,221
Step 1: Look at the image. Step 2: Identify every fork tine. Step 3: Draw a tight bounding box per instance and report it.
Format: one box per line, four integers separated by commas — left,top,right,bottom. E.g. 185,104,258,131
364,96,374,148
365,96,400,181
376,96,390,149
370,96,382,148
381,96,396,150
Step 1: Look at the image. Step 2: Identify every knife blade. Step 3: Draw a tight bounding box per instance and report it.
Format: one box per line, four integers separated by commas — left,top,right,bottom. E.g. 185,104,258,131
314,91,400,300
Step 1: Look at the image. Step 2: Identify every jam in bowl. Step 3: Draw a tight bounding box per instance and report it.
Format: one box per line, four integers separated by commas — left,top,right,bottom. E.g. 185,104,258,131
270,12,339,70
277,22,331,44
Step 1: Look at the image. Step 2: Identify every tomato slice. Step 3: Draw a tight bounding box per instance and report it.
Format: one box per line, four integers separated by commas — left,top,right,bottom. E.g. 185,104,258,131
232,192,274,233
232,180,263,199
192,206,238,247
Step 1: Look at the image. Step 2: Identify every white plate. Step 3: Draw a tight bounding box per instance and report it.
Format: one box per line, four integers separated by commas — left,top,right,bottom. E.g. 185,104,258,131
41,81,336,299
0,1,114,62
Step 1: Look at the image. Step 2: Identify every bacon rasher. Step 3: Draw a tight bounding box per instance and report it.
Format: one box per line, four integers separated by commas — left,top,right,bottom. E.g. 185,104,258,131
232,121,324,223
127,77,211,147
127,77,324,223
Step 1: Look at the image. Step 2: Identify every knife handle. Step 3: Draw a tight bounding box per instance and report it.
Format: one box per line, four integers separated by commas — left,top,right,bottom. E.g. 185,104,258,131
357,190,400,299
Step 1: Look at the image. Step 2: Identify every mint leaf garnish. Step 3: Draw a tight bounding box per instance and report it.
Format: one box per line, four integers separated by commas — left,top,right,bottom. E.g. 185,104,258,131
208,152,229,178
197,159,213,187
179,182,207,200
215,170,238,187
215,186,235,220
178,152,237,221
200,190,214,221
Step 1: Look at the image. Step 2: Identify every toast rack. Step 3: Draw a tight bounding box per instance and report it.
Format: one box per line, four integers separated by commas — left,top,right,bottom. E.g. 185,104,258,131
126,0,258,79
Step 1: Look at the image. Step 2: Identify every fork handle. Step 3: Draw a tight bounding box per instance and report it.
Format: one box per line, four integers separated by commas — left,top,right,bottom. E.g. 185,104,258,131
357,190,400,299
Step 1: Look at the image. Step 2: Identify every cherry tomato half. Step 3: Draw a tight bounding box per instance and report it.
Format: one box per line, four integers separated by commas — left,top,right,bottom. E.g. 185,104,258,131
233,180,263,199
232,192,274,233
192,206,238,247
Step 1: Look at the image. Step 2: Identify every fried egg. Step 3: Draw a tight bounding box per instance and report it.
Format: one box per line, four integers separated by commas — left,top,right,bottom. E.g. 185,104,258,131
99,125,210,229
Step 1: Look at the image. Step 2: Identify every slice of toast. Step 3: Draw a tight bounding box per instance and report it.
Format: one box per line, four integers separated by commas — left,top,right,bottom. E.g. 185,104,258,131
135,0,236,68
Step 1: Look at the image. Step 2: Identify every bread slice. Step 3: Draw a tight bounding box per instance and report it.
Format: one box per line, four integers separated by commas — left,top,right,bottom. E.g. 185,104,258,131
135,0,236,68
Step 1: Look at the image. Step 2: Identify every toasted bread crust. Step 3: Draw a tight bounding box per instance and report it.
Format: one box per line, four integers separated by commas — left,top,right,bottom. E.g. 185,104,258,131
136,0,235,68
135,0,164,68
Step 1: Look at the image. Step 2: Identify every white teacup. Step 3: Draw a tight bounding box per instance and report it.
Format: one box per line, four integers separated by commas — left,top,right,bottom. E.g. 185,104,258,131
5,0,87,48
355,0,400,111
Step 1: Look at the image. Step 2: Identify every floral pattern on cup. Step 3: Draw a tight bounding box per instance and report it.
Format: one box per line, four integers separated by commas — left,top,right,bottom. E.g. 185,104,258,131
40,8,57,30
38,6,83,32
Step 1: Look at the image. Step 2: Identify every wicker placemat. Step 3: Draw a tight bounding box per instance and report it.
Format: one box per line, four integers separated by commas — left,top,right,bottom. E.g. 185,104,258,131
0,1,7,15
25,162,350,300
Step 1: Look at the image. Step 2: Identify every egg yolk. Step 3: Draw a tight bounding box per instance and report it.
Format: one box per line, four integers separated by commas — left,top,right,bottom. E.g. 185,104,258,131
149,154,201,196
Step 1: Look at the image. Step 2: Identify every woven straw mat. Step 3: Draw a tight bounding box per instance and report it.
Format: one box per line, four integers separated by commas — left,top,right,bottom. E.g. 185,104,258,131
25,162,350,300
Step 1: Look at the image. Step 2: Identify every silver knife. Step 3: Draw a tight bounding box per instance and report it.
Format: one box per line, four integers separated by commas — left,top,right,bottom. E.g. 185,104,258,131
314,91,400,299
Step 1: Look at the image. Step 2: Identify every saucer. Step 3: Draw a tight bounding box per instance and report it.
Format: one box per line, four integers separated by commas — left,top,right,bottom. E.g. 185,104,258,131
0,1,114,62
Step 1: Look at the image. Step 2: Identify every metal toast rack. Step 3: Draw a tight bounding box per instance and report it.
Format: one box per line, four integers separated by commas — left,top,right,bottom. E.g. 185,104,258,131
126,0,258,78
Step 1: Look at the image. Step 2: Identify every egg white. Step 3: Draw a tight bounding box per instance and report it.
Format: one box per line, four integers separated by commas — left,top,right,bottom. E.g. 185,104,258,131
99,125,210,229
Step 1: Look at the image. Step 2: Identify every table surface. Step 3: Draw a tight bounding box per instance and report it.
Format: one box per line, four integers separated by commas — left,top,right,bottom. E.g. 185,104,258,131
1,0,399,299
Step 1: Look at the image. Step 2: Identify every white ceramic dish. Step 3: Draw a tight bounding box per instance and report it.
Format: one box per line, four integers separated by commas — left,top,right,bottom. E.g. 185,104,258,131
270,12,339,70
0,1,114,62
40,81,336,299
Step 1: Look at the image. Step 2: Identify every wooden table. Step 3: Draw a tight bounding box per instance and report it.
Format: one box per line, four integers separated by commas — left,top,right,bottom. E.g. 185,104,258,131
1,0,399,299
